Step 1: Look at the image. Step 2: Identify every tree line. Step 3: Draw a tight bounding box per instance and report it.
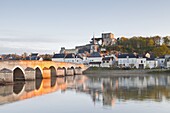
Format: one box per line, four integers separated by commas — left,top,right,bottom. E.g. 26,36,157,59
105,36,170,57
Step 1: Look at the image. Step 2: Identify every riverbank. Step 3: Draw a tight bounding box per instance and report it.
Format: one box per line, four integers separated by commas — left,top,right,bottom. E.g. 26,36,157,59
84,67,170,77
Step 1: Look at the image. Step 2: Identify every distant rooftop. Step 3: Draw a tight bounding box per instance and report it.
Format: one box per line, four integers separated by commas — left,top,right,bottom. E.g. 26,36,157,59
52,54,65,58
118,54,137,58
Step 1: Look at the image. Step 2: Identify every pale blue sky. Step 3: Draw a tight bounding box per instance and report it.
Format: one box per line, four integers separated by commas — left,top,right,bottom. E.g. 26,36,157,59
0,0,170,54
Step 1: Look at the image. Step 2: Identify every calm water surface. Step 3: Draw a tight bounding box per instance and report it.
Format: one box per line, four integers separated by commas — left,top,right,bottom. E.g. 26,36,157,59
0,74,170,113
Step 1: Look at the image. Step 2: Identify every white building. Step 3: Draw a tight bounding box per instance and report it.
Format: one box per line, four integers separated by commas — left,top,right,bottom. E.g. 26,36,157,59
87,52,102,67
52,54,65,62
118,54,137,68
64,53,77,63
165,55,170,68
136,58,146,69
101,57,113,67
52,53,83,64
156,57,165,68
146,58,158,69
101,55,117,67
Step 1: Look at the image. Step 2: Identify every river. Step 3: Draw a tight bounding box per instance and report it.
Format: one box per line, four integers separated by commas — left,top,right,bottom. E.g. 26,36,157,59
0,74,170,113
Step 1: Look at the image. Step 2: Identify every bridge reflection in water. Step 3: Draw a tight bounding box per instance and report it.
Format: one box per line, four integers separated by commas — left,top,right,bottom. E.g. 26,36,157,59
1,75,170,107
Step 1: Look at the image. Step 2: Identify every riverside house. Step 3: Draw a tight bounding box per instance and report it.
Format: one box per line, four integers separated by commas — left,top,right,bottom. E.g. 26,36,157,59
146,58,158,69
136,57,147,69
118,54,137,68
165,55,170,68
101,55,117,67
52,53,65,62
87,52,102,67
156,56,165,68
52,53,83,64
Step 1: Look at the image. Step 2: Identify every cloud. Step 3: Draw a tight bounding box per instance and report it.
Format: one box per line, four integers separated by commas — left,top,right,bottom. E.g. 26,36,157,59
0,29,64,43
0,29,87,54
0,36,61,43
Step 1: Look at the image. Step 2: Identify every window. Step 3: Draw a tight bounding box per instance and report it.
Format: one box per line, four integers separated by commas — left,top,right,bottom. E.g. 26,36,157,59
141,60,143,63
107,61,109,63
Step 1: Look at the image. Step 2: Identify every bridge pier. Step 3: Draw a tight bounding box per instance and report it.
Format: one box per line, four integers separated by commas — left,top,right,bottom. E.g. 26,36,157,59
43,67,51,79
66,68,75,76
0,68,13,83
0,85,13,96
25,81,35,92
25,67,35,81
75,68,83,75
42,79,51,88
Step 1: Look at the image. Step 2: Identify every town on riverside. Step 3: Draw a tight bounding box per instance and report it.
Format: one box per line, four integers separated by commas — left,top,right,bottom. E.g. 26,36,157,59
1,32,170,84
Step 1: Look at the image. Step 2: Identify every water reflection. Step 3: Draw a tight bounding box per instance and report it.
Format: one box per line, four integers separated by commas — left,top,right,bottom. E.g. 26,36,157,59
0,75,170,107
85,75,170,107
0,76,87,105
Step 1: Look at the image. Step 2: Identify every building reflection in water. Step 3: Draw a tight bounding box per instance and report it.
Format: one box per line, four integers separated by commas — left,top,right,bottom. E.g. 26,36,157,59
1,75,170,107
84,75,170,107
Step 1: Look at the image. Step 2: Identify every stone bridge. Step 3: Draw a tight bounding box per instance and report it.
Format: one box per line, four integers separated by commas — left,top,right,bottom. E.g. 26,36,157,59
0,60,88,83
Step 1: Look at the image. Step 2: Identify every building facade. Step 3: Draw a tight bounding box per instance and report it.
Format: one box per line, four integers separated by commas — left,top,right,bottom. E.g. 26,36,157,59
118,54,137,68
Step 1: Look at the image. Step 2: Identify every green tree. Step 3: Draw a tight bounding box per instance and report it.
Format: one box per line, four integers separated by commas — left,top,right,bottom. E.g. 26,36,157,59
163,36,170,46
148,39,154,46
153,44,170,57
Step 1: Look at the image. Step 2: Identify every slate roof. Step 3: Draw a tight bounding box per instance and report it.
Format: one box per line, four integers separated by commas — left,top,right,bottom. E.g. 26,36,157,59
53,53,84,60
76,54,83,60
88,52,101,58
65,53,75,58
78,48,90,53
118,54,137,58
52,54,65,58
102,57,113,61
31,53,38,56
146,58,155,61
137,54,145,58
89,62,101,64
158,56,165,59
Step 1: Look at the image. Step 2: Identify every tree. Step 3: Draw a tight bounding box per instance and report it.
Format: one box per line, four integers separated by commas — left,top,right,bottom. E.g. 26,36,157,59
152,36,161,46
148,39,154,46
153,44,170,57
163,36,170,46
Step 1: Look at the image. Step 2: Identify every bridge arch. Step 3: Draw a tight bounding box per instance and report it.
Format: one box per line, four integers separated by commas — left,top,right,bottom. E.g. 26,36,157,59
62,67,66,76
49,66,57,77
35,67,43,79
51,77,57,87
71,66,75,75
35,79,43,90
13,83,25,95
13,67,25,81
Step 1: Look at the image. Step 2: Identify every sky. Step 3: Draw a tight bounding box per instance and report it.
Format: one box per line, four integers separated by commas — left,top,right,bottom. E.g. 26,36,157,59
0,0,170,54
